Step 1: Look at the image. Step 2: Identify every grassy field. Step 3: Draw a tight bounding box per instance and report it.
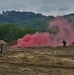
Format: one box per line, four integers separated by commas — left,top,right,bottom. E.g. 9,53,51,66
0,46,74,75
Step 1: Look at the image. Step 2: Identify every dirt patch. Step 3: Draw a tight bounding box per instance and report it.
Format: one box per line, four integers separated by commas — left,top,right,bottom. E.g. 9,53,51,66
0,46,74,75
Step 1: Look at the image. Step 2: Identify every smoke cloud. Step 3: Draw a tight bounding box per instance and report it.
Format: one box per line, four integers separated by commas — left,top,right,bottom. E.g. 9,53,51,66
11,16,74,48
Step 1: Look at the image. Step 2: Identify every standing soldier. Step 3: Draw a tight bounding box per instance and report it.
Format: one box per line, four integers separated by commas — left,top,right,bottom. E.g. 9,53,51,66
62,39,67,47
0,40,8,57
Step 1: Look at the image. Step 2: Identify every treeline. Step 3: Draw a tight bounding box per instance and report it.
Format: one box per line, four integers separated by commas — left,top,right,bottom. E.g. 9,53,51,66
0,24,37,42
0,11,54,31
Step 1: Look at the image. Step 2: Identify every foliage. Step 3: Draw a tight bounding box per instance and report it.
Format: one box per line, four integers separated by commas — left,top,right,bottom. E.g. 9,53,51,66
0,24,37,42
0,11,54,31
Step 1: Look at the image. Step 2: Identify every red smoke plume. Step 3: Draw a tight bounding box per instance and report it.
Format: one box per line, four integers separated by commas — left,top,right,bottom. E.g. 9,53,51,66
11,16,74,48
49,16,74,46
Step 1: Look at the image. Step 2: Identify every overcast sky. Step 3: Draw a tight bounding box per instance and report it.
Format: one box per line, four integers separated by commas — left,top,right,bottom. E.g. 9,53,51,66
0,0,74,16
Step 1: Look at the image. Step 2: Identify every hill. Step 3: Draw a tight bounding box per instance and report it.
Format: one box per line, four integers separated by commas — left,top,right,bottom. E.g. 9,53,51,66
0,11,54,31
0,11,74,31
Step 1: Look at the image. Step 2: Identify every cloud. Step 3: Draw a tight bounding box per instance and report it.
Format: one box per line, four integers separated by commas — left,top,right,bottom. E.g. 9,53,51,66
0,0,74,16
58,8,69,11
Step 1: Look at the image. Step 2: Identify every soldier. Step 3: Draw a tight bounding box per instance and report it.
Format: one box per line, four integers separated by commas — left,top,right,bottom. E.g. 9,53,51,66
62,39,67,47
0,40,8,57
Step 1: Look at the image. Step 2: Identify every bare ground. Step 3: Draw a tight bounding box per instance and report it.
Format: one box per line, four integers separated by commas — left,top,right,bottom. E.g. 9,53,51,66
0,46,74,75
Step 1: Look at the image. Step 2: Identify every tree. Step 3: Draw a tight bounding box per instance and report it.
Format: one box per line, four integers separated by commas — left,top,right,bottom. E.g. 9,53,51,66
0,24,24,41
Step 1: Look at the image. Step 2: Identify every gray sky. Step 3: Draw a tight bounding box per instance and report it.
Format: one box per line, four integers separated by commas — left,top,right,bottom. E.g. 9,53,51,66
0,0,74,16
